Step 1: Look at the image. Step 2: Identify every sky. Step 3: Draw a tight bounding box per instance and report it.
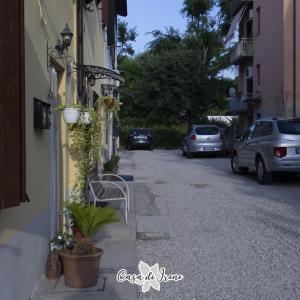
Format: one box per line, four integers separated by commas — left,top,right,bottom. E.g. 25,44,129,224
123,0,187,54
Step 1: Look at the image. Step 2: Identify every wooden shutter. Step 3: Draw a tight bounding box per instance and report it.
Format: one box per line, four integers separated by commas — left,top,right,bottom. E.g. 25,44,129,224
102,0,109,26
0,0,25,209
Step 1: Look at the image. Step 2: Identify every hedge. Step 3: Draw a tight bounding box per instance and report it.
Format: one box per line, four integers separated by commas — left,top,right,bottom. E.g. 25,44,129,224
119,126,186,149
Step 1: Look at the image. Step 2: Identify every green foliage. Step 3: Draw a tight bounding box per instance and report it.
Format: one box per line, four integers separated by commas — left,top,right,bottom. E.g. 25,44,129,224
117,19,138,60
120,125,187,149
66,202,119,240
103,155,120,173
70,107,102,197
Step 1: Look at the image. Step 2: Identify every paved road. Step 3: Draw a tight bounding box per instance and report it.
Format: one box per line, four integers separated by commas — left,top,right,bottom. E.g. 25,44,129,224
125,149,300,300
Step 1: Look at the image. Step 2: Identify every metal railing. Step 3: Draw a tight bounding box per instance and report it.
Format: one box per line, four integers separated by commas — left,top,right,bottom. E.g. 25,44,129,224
230,38,254,64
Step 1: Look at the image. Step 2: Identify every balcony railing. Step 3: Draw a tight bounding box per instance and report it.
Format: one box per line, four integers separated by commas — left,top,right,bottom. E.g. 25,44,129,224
231,0,253,16
229,97,247,114
230,38,254,65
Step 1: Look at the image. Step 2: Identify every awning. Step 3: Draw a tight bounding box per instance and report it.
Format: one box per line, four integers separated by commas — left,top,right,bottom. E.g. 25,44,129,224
225,5,247,43
83,65,125,84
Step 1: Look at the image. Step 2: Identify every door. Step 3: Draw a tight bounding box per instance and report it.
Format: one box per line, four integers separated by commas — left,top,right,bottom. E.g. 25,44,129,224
49,67,60,238
238,123,255,166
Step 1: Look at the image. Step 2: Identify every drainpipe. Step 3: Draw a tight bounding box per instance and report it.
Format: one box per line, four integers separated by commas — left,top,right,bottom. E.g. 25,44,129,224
77,0,85,104
293,0,296,117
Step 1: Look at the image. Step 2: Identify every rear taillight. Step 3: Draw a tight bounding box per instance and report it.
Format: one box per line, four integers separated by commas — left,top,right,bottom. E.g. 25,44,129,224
273,147,287,158
191,135,196,141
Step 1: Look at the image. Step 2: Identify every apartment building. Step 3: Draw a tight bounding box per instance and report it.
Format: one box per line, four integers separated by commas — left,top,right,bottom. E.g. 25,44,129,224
0,1,126,299
227,0,300,128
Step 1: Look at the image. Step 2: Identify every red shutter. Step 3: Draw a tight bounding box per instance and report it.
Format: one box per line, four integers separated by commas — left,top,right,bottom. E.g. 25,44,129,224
0,0,25,209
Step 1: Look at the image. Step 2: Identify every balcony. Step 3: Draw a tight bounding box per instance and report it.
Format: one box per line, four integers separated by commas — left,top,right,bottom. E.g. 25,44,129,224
230,38,253,65
229,97,248,114
231,0,253,16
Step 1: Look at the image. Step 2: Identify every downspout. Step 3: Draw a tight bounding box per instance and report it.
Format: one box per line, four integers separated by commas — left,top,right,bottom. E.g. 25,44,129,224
293,0,296,117
77,0,85,104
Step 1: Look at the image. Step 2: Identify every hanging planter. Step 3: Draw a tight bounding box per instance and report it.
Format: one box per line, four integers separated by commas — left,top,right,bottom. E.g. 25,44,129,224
100,96,119,111
63,107,81,124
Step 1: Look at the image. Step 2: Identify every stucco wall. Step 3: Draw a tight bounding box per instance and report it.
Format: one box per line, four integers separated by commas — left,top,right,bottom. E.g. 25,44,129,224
0,1,75,299
254,0,283,117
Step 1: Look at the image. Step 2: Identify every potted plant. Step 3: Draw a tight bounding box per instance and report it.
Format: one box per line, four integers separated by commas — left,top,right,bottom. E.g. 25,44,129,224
60,202,118,288
100,96,120,111
103,154,120,174
56,103,82,124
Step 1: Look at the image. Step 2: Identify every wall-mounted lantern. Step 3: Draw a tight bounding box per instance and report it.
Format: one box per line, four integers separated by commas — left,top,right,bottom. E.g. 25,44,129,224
54,23,73,55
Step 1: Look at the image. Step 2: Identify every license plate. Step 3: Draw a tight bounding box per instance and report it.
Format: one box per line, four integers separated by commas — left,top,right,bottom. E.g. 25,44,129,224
296,148,300,154
203,147,214,151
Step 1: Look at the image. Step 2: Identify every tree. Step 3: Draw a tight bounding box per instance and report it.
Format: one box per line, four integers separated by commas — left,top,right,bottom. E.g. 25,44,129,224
117,19,138,60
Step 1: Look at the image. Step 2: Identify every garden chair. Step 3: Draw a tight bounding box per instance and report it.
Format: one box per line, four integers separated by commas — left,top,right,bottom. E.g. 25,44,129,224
88,173,130,224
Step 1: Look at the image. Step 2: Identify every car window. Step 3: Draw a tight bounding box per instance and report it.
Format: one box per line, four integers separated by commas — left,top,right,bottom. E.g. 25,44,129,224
195,126,219,135
277,120,300,135
253,121,273,138
131,129,149,136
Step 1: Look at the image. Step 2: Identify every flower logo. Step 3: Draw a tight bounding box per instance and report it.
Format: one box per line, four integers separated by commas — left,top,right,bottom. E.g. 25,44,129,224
138,261,161,292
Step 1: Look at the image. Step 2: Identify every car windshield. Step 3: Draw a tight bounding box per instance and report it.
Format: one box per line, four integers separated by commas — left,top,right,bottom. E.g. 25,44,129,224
131,129,149,136
195,126,219,135
277,120,300,135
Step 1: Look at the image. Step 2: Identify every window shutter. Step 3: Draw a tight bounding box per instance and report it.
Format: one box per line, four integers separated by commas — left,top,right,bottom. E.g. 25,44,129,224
0,0,25,209
102,0,109,26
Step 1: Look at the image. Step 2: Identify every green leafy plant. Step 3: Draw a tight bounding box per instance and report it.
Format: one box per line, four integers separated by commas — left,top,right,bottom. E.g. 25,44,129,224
103,155,120,173
70,107,102,197
54,103,82,111
66,202,119,241
99,96,120,112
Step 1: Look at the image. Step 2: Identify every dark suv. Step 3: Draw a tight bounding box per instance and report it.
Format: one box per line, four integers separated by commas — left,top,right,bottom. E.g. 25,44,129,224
126,128,153,150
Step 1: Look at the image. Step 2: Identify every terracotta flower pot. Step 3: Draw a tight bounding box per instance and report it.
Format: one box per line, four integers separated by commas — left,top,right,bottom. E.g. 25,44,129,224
60,247,103,288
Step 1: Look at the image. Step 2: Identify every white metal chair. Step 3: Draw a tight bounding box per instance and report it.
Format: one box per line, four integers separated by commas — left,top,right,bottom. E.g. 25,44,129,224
88,173,130,224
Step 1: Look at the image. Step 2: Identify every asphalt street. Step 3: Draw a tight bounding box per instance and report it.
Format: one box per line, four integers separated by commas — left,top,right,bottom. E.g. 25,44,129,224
125,149,300,300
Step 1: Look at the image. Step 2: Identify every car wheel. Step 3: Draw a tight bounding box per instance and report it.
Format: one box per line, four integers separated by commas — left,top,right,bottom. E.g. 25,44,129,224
256,157,272,184
231,152,248,175
186,148,193,159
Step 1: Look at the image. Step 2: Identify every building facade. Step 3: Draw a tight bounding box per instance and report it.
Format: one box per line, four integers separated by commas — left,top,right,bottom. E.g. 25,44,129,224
227,0,300,128
0,1,126,299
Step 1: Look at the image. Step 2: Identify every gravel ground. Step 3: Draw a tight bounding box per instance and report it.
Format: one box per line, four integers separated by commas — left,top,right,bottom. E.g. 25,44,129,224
125,149,300,300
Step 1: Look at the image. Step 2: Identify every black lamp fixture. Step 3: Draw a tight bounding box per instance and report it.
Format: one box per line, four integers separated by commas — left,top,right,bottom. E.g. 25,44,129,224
55,23,73,55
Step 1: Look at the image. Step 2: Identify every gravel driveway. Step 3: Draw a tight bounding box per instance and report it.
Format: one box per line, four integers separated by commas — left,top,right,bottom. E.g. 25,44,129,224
124,149,300,300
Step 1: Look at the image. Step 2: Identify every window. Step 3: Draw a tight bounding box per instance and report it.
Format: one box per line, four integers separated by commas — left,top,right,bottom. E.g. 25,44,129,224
277,120,300,135
195,126,219,135
252,122,273,138
256,6,261,35
0,0,26,209
256,64,261,88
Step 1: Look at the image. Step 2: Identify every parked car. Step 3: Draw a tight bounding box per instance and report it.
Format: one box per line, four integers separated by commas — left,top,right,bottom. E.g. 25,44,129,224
182,125,225,157
126,128,153,150
231,118,300,184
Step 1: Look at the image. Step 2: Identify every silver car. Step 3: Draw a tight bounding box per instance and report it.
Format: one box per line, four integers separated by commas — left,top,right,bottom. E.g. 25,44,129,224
231,118,300,184
182,125,225,158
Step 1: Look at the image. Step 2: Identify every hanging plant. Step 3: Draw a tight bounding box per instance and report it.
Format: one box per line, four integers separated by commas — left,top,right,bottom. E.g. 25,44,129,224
69,106,103,198
99,96,120,112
